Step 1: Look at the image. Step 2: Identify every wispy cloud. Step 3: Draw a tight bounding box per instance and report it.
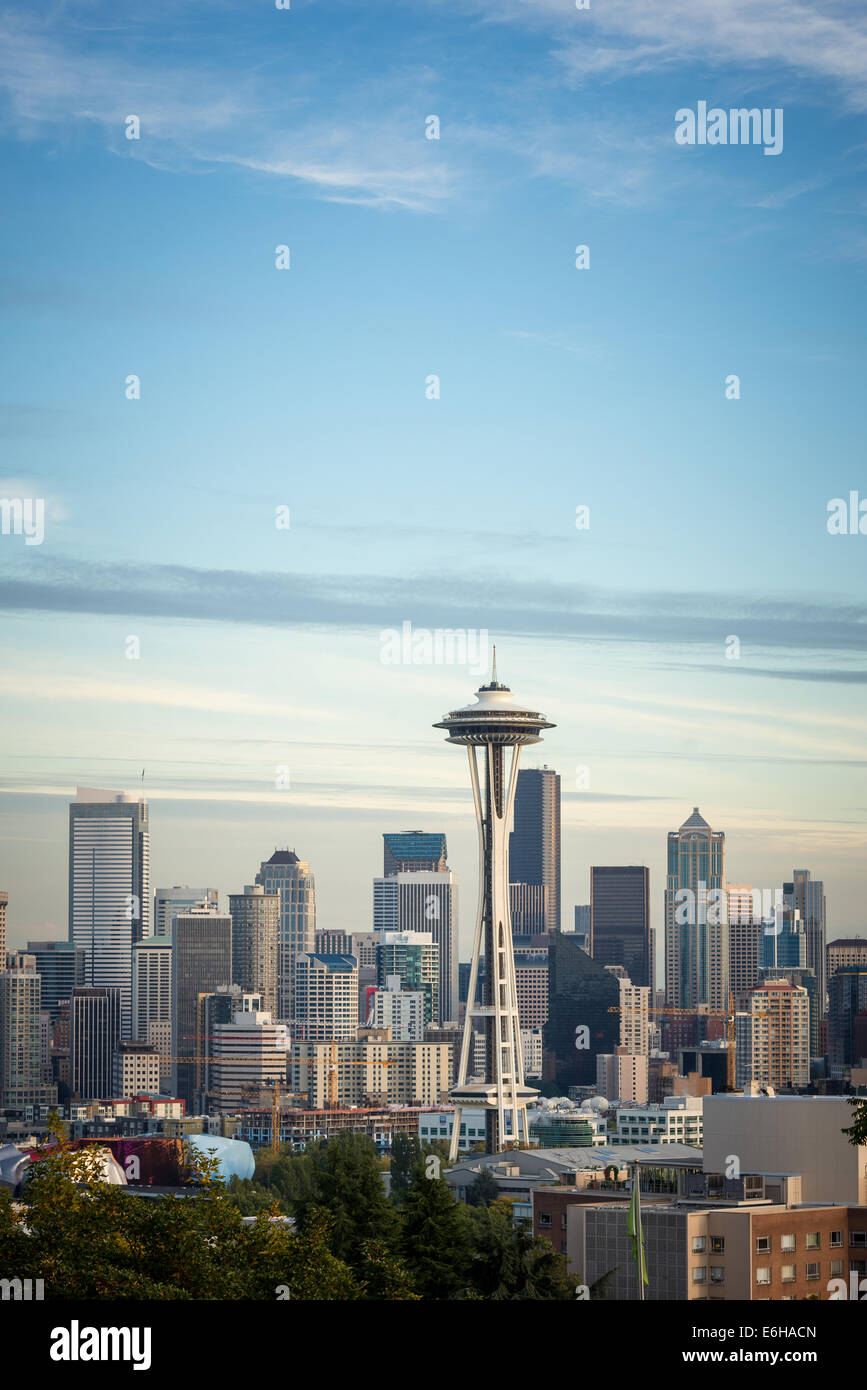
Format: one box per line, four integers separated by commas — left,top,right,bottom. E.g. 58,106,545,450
1,554,866,658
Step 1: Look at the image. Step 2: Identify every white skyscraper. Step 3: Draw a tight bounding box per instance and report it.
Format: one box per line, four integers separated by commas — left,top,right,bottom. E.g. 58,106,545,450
68,788,150,1038
373,870,459,1025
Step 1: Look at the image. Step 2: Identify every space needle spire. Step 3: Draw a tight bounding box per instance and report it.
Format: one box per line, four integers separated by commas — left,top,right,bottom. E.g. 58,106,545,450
434,656,554,1158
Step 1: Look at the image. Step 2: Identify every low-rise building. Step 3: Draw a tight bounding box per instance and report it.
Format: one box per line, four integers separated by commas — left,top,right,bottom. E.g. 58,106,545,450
612,1095,703,1146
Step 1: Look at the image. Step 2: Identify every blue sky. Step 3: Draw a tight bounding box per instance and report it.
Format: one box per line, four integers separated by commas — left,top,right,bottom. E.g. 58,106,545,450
0,0,865,968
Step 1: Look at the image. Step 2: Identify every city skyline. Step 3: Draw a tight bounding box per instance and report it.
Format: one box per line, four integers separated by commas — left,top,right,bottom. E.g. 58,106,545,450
1,2,866,954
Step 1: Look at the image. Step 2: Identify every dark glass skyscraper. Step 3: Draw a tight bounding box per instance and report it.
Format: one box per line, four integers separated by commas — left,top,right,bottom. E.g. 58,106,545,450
383,832,447,876
784,870,826,1011
171,905,232,1107
590,865,651,987
26,940,85,1022
508,766,560,934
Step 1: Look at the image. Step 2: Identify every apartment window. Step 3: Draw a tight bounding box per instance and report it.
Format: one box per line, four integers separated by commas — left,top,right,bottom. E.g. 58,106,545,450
781,1265,796,1283
692,1267,706,1284
831,1231,843,1248
538,1212,552,1228
710,1267,725,1285
851,1232,867,1247
756,1236,771,1254
691,1236,706,1253
781,1234,796,1252
756,1268,771,1285
710,1236,725,1254
806,1263,820,1281
830,1260,844,1277
806,1233,820,1250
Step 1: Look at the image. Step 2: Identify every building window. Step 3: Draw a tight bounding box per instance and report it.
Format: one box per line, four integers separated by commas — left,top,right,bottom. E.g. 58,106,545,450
831,1231,843,1248
710,1267,725,1285
692,1267,706,1284
781,1265,796,1283
756,1268,771,1285
806,1263,820,1281
781,1234,795,1252
830,1260,844,1277
851,1232,867,1247
538,1212,552,1228
691,1236,706,1253
710,1236,725,1254
806,1233,820,1250
756,1236,771,1254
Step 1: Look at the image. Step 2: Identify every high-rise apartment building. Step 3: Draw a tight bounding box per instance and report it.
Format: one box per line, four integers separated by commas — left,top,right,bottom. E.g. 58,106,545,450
368,975,426,1041
111,1040,162,1098
229,885,279,1019
376,931,439,1024
25,940,85,1022
783,870,826,1010
68,788,150,1038
315,929,351,955
0,891,6,966
208,996,288,1114
254,850,315,1023
0,963,56,1109
509,766,560,934
735,980,810,1090
294,953,358,1042
291,1035,451,1108
132,937,172,1082
383,831,448,876
590,866,651,988
153,887,217,939
70,986,122,1100
617,976,650,1055
515,960,549,1029
171,904,232,1107
596,1047,648,1103
664,808,727,1012
760,966,819,1058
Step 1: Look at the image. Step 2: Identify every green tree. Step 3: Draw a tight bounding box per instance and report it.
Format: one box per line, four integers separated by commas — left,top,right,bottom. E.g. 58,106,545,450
467,1201,574,1300
290,1132,399,1267
389,1133,423,1202
401,1163,472,1299
465,1166,499,1208
843,1097,867,1146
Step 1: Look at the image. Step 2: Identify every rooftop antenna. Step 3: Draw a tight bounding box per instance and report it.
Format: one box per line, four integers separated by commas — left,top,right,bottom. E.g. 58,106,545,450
491,644,498,685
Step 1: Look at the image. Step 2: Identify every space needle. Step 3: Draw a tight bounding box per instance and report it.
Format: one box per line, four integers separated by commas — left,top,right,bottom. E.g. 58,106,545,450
434,650,555,1158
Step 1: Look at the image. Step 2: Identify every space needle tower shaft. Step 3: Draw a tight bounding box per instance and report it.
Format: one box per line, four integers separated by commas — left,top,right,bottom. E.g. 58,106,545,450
434,650,554,1159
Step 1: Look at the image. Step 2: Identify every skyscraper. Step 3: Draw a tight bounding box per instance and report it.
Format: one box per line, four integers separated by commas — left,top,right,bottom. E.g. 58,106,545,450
68,787,150,1038
132,936,172,1085
294,953,358,1041
229,884,279,1019
171,904,232,1107
784,870,826,1010
70,986,122,1100
435,657,553,1155
590,865,651,987
735,980,810,1090
508,766,560,934
758,904,806,972
379,870,458,1023
0,962,55,1109
0,891,6,965
153,887,218,939
376,931,439,1024
25,940,85,1022
254,850,315,1024
383,831,448,876
664,808,728,1012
